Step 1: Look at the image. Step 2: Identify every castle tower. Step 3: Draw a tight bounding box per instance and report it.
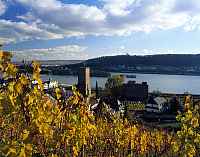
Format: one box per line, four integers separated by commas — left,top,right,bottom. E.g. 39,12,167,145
0,44,3,50
77,67,91,96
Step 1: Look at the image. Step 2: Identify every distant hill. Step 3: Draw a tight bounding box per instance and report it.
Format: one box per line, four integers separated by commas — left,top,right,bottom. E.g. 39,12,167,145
14,54,200,76
14,60,84,66
70,54,200,67
67,54,200,75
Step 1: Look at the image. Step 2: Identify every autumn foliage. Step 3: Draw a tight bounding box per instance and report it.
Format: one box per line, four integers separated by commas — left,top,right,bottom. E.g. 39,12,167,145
0,51,199,157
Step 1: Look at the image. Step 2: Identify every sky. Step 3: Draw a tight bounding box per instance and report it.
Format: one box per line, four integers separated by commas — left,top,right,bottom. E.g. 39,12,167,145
1,0,200,61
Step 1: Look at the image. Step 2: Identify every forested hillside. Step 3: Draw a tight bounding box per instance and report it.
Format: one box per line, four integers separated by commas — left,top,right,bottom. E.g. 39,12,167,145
83,54,200,67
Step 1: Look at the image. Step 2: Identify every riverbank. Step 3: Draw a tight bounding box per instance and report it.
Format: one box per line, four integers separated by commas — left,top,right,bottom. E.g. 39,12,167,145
108,69,200,76
41,68,200,77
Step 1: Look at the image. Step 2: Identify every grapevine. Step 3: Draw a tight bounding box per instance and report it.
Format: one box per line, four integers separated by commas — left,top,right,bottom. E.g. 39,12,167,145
0,51,199,157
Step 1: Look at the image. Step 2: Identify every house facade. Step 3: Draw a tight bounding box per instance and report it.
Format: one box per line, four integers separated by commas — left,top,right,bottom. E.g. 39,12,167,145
146,96,168,113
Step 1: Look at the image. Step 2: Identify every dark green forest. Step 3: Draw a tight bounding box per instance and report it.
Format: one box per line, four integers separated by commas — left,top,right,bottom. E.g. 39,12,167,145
82,54,200,67
66,54,200,75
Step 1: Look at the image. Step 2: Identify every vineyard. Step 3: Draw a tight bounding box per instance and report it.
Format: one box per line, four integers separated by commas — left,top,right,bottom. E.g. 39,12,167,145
0,51,200,157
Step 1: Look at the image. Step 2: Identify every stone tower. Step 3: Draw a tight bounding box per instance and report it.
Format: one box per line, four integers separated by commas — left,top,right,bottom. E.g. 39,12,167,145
77,67,91,96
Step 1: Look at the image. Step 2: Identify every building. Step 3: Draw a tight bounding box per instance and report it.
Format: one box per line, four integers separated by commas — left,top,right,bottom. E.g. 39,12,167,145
115,81,148,120
146,96,168,113
77,67,91,96
119,81,148,103
43,80,58,90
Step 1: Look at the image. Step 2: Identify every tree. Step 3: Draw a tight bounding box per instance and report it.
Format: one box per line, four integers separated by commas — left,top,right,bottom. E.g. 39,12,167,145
152,90,162,97
170,96,180,114
105,75,124,97
95,80,99,98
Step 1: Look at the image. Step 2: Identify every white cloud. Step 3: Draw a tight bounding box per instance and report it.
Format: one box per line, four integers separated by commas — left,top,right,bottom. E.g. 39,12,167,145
1,0,200,43
0,0,6,15
102,0,137,16
0,19,62,44
173,0,200,13
184,15,200,31
17,0,106,22
12,45,89,61
16,0,62,9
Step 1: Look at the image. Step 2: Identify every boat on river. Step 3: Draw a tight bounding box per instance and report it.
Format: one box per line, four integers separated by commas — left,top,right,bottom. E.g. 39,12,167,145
125,74,136,78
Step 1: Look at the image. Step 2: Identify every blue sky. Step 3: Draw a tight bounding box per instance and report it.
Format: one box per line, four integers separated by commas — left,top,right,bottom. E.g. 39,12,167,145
1,0,200,61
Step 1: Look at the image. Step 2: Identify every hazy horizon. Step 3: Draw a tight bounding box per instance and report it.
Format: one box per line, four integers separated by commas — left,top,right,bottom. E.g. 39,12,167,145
11,52,200,62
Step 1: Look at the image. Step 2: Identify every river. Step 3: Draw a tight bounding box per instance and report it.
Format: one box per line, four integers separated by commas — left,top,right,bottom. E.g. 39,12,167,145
40,73,200,94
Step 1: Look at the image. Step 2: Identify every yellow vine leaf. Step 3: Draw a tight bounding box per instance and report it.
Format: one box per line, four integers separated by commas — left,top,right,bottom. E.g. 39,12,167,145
55,88,61,100
73,146,78,157
6,147,16,156
22,129,29,140
19,147,26,157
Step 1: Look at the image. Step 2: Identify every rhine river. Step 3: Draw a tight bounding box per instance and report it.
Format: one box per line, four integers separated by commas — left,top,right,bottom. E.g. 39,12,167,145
41,73,200,94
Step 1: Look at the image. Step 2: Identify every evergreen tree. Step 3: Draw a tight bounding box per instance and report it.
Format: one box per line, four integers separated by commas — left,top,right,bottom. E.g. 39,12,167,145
95,80,99,98
170,96,179,114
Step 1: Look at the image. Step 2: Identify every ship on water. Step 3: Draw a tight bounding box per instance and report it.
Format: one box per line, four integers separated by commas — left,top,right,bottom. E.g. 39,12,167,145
125,74,136,78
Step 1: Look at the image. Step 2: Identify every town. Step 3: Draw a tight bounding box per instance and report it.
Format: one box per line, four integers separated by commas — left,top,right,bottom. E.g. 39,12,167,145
2,62,199,131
